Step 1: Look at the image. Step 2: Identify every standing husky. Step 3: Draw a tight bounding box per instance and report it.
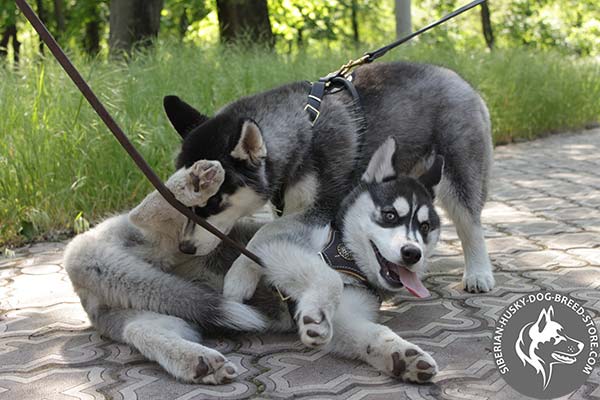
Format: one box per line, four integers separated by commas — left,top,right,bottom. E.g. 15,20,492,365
166,61,494,293
225,138,442,382
63,160,292,384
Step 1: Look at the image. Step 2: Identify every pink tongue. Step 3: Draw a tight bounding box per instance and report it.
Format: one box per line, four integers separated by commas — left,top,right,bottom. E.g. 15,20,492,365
398,268,430,298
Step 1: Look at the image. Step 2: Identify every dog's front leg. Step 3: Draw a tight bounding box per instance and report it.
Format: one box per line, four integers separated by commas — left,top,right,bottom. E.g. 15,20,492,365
327,288,438,383
259,239,345,348
223,254,263,303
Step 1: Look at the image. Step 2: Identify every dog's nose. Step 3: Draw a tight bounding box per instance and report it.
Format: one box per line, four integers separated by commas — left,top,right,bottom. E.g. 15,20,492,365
401,245,421,265
178,241,197,255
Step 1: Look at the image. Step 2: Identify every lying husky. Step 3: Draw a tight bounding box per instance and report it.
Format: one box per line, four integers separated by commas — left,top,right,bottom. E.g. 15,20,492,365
166,61,494,293
223,138,441,382
64,142,441,384
63,160,291,384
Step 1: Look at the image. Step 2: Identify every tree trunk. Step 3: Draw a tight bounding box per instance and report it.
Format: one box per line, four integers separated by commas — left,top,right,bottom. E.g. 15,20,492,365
53,0,66,37
351,0,359,45
84,4,101,55
0,25,20,67
0,29,9,61
36,0,47,54
395,0,411,38
480,1,494,50
109,0,164,56
179,8,189,38
216,0,273,47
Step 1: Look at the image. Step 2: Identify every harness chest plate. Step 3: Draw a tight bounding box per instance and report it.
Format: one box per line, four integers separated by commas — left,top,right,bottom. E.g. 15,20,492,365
318,227,382,300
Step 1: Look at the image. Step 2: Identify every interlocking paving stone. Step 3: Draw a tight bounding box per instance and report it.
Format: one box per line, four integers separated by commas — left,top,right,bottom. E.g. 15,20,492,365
0,129,599,399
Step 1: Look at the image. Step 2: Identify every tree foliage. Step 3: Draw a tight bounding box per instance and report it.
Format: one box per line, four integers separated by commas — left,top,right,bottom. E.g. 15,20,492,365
0,0,599,61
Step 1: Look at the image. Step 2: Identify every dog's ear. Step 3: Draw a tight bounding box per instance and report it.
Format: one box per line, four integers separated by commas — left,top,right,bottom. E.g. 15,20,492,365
362,137,397,183
535,306,553,333
230,119,267,164
163,95,209,139
418,155,444,197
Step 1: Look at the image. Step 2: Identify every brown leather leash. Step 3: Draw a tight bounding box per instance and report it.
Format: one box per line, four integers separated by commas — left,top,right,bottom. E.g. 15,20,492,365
14,0,266,267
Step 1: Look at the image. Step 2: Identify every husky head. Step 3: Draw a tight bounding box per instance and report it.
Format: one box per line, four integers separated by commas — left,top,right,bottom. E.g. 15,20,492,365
338,137,443,296
515,306,584,390
164,96,270,255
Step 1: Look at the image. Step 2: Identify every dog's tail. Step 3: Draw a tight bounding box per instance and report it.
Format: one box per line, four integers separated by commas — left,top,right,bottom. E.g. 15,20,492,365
64,229,266,332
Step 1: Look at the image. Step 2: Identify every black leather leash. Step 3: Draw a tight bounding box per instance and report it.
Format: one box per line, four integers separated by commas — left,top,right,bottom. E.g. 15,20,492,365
305,0,486,125
14,0,266,268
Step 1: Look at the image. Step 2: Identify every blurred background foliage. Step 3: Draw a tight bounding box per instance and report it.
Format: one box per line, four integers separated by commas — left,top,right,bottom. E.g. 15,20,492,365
1,0,599,59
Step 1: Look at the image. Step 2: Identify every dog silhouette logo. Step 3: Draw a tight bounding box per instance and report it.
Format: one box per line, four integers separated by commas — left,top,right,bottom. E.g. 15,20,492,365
492,292,598,399
515,306,584,389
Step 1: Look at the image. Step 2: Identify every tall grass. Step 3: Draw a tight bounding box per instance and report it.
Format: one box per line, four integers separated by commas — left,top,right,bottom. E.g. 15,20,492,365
1,42,599,247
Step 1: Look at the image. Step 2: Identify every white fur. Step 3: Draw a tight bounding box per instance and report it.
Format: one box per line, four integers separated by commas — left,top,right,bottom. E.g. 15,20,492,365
361,137,396,183
417,205,430,223
224,221,343,348
324,288,438,381
393,197,410,217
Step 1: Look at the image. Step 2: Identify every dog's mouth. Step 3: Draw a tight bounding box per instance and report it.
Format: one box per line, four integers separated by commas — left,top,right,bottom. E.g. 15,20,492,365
552,351,578,364
370,241,430,298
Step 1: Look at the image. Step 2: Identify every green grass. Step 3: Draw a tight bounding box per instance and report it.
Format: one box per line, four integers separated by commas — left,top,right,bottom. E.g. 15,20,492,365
1,42,599,247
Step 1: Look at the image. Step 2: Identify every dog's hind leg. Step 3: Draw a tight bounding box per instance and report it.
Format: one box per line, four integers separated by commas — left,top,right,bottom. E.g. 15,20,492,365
437,152,495,293
326,288,438,383
89,302,238,384
443,197,494,292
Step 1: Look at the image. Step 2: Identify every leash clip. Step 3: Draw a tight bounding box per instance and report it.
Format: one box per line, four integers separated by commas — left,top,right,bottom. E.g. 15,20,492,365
337,54,371,79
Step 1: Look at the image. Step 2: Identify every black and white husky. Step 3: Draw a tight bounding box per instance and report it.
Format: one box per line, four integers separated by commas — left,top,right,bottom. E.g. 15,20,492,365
224,137,443,382
63,141,442,384
167,61,494,293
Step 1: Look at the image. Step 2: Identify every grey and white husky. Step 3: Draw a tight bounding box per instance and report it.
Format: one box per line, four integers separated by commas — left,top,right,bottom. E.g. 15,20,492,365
63,160,290,384
166,61,494,293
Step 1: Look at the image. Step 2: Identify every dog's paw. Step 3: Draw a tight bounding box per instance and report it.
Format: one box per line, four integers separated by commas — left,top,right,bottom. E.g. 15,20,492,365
168,160,225,207
296,308,333,348
366,333,438,383
462,270,495,293
170,346,238,385
190,350,238,385
187,160,224,194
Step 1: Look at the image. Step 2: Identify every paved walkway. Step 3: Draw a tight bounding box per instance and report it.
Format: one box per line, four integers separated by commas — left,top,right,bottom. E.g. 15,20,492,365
1,129,599,400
